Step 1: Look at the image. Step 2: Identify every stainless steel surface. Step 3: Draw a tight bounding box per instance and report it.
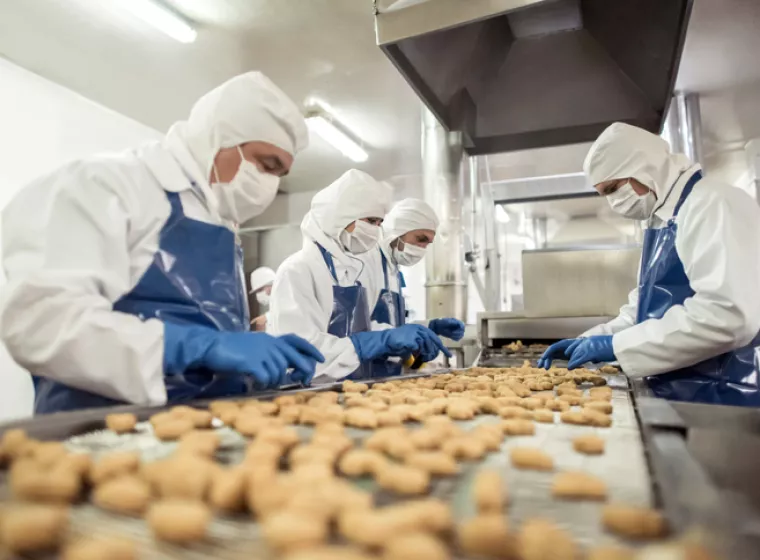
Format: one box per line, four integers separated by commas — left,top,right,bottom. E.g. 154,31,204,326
492,173,594,204
375,0,693,153
481,157,502,311
422,105,467,321
522,245,640,318
477,312,613,348
678,92,704,166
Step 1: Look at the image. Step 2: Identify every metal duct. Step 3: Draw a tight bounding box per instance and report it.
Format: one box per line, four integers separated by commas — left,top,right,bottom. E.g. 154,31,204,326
375,0,693,154
422,106,467,321
663,93,704,166
481,158,502,311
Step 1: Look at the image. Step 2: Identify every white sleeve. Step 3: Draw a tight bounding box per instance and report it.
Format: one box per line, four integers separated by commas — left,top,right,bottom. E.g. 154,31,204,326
0,165,166,406
613,187,760,377
268,258,360,379
580,288,639,336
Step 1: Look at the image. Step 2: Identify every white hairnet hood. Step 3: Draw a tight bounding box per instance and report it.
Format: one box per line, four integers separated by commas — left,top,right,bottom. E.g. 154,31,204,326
164,71,308,190
301,169,392,263
249,266,276,293
382,198,439,242
583,122,694,199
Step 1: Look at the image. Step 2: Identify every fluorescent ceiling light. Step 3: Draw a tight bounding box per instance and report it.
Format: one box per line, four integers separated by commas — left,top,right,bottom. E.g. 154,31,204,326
120,0,197,43
306,114,368,162
495,205,511,223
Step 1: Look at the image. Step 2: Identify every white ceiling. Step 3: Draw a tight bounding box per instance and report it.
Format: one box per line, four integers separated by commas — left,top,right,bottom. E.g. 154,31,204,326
0,0,422,192
1,0,759,193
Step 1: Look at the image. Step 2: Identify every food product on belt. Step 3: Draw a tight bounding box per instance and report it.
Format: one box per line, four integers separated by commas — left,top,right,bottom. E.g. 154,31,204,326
90,452,140,485
281,545,375,560
342,380,370,393
560,410,590,426
375,463,430,495
1,428,30,461
510,447,553,471
409,427,442,450
209,465,247,513
339,449,387,477
545,399,571,412
178,430,221,458
10,459,82,503
584,401,613,414
446,399,478,420
376,409,403,426
344,407,379,429
93,475,152,515
383,532,450,560
405,451,459,476
585,409,613,428
0,503,69,553
473,469,506,513
472,424,504,450
156,455,214,500
573,434,605,455
533,409,555,423
262,510,329,553
602,504,669,540
457,514,513,559
518,517,579,560
147,499,211,544
62,536,137,560
600,365,620,374
153,417,195,441
586,545,635,560
552,471,607,501
105,413,138,434
499,406,533,419
441,436,487,461
501,419,536,436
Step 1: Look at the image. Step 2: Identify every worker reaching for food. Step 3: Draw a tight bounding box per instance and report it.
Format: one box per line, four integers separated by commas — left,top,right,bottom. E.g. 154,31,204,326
249,266,276,332
539,122,760,406
0,72,324,415
268,170,450,382
359,198,465,376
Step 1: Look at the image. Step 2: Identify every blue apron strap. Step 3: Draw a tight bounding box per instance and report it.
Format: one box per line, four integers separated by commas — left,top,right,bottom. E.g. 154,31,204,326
380,250,390,290
164,190,185,216
399,271,406,290
672,170,703,218
315,243,339,283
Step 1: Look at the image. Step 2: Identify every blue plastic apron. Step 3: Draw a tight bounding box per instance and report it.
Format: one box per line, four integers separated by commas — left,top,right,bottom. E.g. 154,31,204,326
637,170,760,406
33,189,252,414
369,250,407,377
317,243,374,380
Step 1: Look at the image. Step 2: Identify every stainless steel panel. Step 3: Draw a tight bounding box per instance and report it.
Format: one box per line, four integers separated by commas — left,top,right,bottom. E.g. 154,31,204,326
478,312,613,347
522,246,641,318
375,0,693,153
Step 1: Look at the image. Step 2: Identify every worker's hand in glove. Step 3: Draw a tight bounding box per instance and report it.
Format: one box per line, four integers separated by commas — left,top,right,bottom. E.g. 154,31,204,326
428,318,466,341
537,338,578,369
565,335,615,370
350,324,452,362
163,323,325,389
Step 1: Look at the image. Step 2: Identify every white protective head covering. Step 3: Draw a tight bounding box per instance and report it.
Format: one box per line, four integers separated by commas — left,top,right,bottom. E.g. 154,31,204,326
249,266,276,294
583,122,693,199
164,71,308,191
382,198,439,244
301,169,392,265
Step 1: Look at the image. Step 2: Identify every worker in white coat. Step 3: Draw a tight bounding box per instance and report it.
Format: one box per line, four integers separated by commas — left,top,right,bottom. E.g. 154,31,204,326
269,170,450,382
360,198,465,376
249,266,276,332
1,72,324,415
539,122,760,406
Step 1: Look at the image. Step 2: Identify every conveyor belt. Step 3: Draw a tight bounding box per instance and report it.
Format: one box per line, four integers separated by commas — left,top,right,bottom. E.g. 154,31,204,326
0,370,655,559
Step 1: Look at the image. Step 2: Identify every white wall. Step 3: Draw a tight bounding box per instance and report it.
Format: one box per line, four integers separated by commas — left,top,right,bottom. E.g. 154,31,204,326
0,57,161,422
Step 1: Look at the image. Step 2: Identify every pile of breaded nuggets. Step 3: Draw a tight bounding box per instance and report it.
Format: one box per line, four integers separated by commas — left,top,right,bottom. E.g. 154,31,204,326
0,364,715,560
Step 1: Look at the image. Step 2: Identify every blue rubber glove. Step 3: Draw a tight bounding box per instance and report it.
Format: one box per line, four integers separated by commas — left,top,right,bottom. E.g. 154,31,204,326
163,323,324,389
428,318,465,341
565,335,615,370
350,324,452,362
417,326,453,362
537,338,578,369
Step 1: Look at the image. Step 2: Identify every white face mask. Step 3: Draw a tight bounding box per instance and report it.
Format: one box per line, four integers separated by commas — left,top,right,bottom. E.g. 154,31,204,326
212,146,280,224
255,291,270,306
393,243,426,267
339,220,381,254
606,181,657,220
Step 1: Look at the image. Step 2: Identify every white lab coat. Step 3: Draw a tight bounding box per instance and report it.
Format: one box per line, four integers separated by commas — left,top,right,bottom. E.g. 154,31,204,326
0,142,229,406
583,162,760,377
268,169,392,381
